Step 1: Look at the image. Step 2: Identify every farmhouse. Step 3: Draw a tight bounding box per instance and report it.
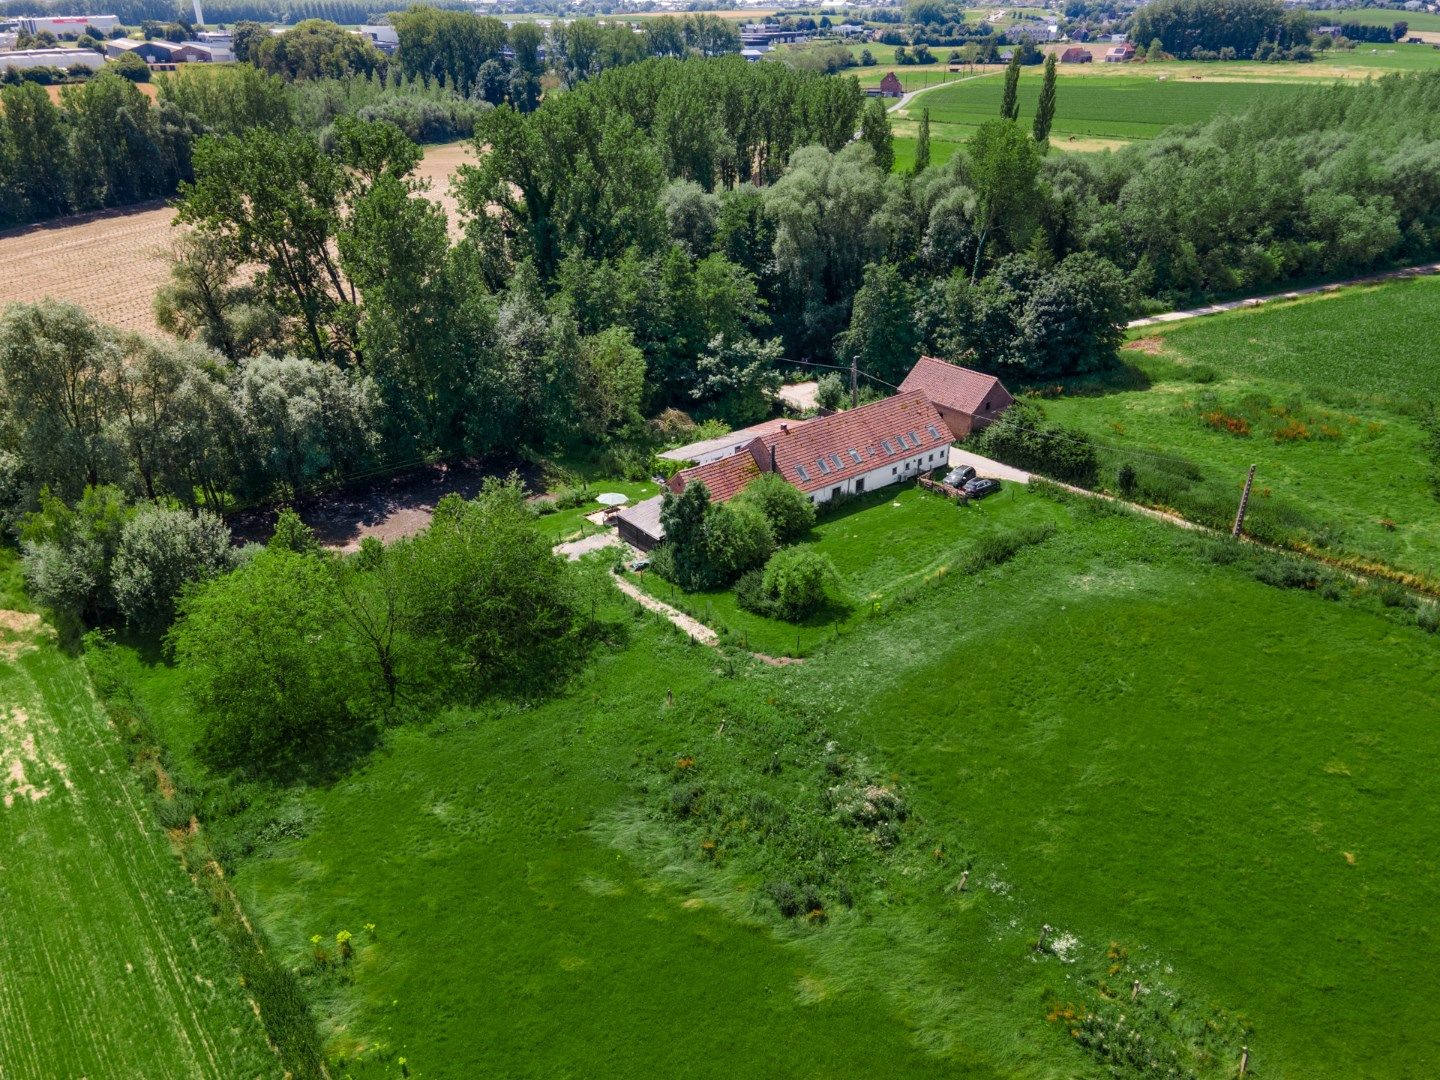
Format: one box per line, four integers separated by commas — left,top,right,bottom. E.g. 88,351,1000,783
616,358,1012,550
899,355,1013,439
1060,46,1093,62
1105,43,1137,62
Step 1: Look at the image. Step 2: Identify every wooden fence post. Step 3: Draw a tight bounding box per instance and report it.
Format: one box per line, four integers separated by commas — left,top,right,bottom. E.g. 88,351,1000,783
1232,464,1257,538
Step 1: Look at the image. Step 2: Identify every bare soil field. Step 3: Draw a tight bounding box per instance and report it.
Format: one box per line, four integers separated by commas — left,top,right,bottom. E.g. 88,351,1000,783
0,141,475,338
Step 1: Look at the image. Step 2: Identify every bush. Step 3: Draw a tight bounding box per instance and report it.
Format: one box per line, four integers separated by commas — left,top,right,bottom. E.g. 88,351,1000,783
815,371,847,412
112,505,236,632
703,502,775,582
970,402,1100,486
734,472,816,544
760,546,836,620
1417,604,1439,634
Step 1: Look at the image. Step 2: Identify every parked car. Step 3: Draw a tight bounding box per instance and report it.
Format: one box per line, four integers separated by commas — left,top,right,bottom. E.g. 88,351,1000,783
628,557,650,572
943,465,976,488
962,477,1002,499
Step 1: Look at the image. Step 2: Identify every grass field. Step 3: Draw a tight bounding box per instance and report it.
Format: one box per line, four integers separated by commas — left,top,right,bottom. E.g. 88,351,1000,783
897,71,1316,146
628,481,1062,655
1043,276,1440,581
110,492,1440,1078
1314,6,1440,32
0,551,278,1079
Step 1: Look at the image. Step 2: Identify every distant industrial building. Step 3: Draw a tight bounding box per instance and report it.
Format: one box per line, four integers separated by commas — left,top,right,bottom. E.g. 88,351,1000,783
18,14,119,36
2,47,105,70
356,24,398,53
106,37,232,63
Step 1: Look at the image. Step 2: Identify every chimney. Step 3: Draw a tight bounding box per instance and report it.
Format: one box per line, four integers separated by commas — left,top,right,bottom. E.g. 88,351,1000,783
769,443,777,473
780,423,789,433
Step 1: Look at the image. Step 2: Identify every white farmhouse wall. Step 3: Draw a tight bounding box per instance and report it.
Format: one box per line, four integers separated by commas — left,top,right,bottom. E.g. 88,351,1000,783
807,446,950,504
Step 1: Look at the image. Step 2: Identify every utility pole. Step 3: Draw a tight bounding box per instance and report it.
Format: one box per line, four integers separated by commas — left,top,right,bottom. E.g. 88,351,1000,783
1232,464,1257,538
850,354,859,409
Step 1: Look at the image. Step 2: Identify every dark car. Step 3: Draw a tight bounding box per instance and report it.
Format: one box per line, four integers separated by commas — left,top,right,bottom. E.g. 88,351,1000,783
943,465,976,488
962,477,1002,499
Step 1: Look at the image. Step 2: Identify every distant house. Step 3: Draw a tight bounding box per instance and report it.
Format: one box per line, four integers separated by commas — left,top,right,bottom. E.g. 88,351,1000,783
667,391,953,508
877,70,903,97
1105,43,1136,62
898,356,1013,440
833,22,868,37
356,24,399,53
1060,46,1093,63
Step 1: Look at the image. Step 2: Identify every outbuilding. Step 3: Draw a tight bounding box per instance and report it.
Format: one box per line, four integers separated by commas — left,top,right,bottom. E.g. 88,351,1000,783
1060,46,1093,63
898,355,1014,440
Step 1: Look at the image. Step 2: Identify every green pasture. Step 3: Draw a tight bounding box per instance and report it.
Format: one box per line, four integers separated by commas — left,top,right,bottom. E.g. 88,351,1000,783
0,551,277,1080
1044,275,1440,580
900,71,1315,143
1313,7,1440,32
109,494,1440,1078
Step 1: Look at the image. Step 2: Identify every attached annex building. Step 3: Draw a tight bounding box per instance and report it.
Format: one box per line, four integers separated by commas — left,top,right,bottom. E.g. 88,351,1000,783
616,357,1012,551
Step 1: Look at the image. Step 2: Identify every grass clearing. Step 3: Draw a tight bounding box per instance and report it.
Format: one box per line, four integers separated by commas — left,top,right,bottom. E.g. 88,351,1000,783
1043,276,1440,580
627,481,1062,655
110,495,1440,1077
0,550,278,1079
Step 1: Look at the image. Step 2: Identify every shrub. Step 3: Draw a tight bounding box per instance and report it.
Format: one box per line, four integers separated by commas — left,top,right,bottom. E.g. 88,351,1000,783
704,503,774,581
734,472,816,544
1116,462,1138,496
815,371,847,412
1417,604,1440,634
760,547,837,620
112,505,236,632
1202,410,1251,436
970,402,1100,486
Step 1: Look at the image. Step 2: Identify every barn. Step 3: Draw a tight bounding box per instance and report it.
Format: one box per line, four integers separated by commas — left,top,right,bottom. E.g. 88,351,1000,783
898,356,1013,440
1060,46,1093,63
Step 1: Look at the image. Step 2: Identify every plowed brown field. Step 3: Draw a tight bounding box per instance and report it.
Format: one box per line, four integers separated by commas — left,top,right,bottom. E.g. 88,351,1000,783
0,141,474,337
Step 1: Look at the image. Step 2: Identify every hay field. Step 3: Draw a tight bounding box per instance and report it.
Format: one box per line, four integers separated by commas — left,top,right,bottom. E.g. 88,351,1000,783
0,556,279,1079
0,141,475,338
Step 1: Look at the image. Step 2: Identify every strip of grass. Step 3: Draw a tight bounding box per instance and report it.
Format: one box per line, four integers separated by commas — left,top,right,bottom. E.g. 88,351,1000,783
629,481,1063,656
1042,277,1440,580
113,498,1440,1077
1313,7,1440,31
0,550,279,1079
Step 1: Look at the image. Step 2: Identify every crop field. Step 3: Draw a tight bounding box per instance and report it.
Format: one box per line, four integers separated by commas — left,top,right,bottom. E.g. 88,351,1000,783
1043,275,1440,581
0,142,473,337
0,552,278,1079
108,493,1440,1078
898,72,1315,145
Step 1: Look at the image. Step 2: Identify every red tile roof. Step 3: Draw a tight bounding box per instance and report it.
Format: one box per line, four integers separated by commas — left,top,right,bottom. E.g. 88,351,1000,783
900,356,1012,417
767,391,951,494
667,439,766,503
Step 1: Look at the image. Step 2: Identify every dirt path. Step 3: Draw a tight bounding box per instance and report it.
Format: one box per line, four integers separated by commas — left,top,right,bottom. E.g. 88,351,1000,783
1127,260,1440,329
610,574,719,646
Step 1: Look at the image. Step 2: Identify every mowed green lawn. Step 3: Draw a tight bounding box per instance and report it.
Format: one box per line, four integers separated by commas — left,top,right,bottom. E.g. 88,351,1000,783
0,553,276,1079
117,499,1440,1077
630,481,1061,656
1044,276,1440,579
